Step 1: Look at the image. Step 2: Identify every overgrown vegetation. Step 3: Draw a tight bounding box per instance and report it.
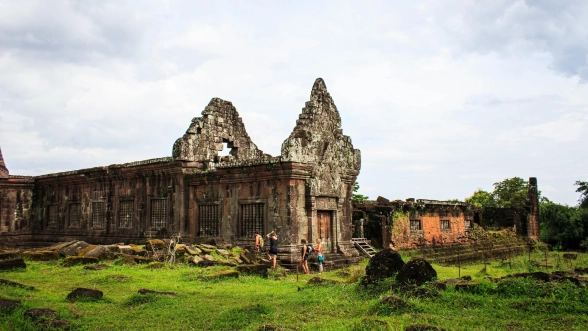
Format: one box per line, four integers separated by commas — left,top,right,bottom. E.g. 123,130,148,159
1,251,587,331
351,181,369,202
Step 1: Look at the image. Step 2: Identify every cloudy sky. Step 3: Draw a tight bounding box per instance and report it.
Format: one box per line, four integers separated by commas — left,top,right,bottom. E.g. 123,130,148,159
1,0,587,205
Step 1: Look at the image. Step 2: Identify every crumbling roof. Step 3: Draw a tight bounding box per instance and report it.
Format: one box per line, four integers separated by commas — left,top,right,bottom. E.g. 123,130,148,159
0,146,9,178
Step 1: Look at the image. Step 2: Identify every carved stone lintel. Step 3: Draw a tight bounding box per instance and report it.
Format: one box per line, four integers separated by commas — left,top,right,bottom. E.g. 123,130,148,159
315,197,337,210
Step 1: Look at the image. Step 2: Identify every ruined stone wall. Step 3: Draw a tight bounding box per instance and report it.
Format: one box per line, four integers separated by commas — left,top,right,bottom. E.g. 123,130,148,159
354,199,473,249
8,158,197,244
173,98,266,164
526,177,540,238
187,162,310,262
0,177,34,233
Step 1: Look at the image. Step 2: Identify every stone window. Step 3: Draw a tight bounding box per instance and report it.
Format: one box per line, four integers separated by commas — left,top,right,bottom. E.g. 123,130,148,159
150,199,167,229
410,219,422,231
198,204,219,237
118,199,134,228
48,205,58,227
91,201,106,228
440,219,451,232
69,203,80,228
464,219,473,230
240,203,265,238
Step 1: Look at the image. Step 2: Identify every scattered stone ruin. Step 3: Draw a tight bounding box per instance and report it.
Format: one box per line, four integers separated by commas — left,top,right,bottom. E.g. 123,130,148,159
0,78,361,265
353,177,540,249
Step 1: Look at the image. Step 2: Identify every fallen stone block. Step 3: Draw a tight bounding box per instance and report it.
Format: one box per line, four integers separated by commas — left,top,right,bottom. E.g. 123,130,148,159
380,295,407,309
361,248,405,285
84,246,115,260
145,239,165,252
188,255,203,265
0,279,35,290
307,277,339,285
23,250,59,261
66,288,103,301
0,250,21,260
58,241,91,257
395,258,436,286
117,245,134,255
24,308,56,320
62,256,99,267
0,258,26,270
0,298,21,311
236,264,269,277
405,324,445,331
185,245,202,255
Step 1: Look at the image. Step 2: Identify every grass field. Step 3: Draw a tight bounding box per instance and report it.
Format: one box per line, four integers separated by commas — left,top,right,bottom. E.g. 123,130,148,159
1,250,587,331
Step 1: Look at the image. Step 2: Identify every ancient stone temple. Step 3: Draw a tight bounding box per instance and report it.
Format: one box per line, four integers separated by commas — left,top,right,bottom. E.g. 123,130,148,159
0,78,362,264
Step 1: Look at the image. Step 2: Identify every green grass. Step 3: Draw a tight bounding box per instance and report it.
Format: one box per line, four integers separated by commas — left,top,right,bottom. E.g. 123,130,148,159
0,252,587,331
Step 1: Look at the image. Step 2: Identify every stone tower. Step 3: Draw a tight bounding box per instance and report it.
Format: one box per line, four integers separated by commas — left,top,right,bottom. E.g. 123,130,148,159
0,147,8,179
526,177,540,238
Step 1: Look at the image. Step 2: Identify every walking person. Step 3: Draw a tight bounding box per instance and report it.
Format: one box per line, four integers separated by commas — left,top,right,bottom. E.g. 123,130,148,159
266,231,278,268
300,239,311,274
315,238,324,274
255,230,263,252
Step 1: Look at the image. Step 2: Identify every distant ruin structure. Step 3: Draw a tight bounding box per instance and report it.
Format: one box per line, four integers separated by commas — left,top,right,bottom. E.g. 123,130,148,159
0,78,362,264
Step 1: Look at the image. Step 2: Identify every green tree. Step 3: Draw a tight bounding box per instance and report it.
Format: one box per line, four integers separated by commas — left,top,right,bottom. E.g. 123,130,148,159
491,177,528,207
540,202,588,249
575,180,588,208
465,189,495,208
351,181,369,201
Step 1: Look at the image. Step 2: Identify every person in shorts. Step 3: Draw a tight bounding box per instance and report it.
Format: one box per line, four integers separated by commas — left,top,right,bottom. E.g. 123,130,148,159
300,239,310,274
266,231,278,268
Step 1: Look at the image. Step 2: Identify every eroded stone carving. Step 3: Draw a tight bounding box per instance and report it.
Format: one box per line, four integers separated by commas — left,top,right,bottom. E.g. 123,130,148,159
0,147,8,179
281,78,361,196
172,98,266,163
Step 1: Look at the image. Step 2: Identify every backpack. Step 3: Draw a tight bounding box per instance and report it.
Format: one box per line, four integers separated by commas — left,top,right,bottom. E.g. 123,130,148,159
258,236,264,247
306,245,313,257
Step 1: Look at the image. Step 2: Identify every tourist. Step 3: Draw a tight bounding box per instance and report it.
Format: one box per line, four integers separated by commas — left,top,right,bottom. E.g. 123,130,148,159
266,231,278,268
255,230,263,252
315,238,324,273
300,239,310,274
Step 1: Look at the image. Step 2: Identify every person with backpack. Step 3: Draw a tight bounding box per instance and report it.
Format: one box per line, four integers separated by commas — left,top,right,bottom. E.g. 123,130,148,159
255,230,263,252
300,239,312,274
315,238,324,274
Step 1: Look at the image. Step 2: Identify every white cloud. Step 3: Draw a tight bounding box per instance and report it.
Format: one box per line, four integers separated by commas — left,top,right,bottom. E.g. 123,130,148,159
0,0,587,206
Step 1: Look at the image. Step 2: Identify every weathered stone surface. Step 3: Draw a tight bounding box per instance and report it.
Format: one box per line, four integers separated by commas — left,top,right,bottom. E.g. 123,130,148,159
44,241,77,252
172,98,265,163
202,254,215,261
0,147,9,178
236,264,269,277
66,288,103,301
0,258,26,270
185,245,202,255
138,289,177,296
62,256,99,267
0,250,21,260
362,248,405,285
77,244,98,256
0,298,21,310
146,262,165,269
84,264,110,271
216,249,229,256
44,319,71,330
133,256,153,264
0,279,35,290
24,308,56,320
188,255,203,265
84,246,115,260
396,258,437,286
202,270,239,279
145,239,165,252
430,280,447,291
199,246,214,254
23,250,59,261
380,295,407,309
117,245,133,255
58,241,91,257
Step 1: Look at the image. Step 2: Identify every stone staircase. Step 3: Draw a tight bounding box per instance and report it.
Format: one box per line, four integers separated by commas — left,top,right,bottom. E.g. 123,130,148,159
352,238,377,257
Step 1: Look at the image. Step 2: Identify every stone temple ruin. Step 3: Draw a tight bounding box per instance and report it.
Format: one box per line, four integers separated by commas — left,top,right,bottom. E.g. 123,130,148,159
0,78,361,265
